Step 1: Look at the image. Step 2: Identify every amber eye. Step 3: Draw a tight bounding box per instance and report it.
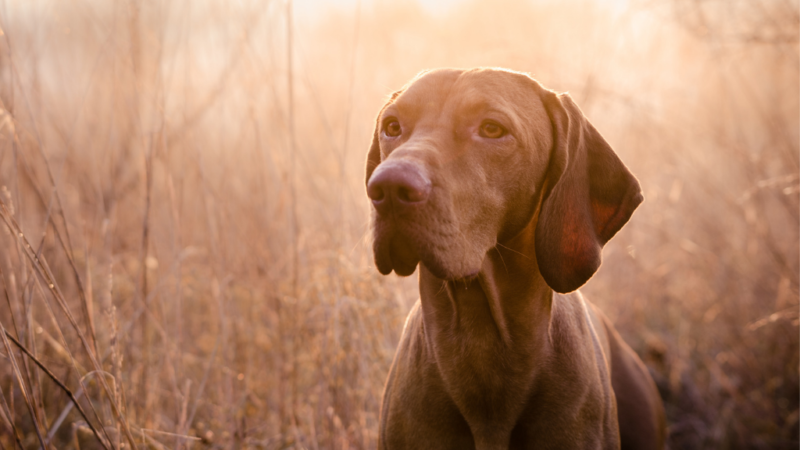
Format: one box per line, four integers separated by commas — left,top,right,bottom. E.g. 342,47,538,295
384,119,402,137
479,121,506,139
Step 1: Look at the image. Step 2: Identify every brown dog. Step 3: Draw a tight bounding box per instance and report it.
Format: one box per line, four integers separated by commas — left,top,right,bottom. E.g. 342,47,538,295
365,68,665,449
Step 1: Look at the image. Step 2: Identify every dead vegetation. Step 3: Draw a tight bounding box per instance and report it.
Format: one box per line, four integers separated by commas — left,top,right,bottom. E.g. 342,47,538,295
0,0,797,448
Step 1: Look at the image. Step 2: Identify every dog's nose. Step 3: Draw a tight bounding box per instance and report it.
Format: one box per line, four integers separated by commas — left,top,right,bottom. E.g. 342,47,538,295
367,161,431,216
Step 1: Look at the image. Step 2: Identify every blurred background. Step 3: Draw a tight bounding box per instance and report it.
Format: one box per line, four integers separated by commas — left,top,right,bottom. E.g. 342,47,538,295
0,0,797,448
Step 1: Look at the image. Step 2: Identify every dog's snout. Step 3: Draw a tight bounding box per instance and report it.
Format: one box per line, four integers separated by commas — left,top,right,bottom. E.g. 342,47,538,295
368,162,431,215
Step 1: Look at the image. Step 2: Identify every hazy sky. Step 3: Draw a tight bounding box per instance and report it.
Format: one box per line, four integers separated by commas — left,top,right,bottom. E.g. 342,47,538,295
292,0,632,24
294,0,468,17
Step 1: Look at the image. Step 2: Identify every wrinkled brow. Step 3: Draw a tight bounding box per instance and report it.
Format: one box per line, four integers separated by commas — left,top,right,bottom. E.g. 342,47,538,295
454,97,521,132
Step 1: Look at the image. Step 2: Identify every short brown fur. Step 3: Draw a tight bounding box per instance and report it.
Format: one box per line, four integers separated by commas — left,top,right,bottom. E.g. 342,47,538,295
366,68,665,449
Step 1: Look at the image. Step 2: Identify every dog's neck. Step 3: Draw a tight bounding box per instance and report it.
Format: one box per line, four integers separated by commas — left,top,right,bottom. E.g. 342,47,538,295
418,219,553,351
416,219,555,442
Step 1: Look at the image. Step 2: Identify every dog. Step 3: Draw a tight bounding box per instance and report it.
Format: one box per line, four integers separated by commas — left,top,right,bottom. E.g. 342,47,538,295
365,68,665,449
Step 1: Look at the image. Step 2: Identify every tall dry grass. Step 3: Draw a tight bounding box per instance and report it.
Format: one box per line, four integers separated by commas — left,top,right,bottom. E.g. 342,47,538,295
0,0,797,448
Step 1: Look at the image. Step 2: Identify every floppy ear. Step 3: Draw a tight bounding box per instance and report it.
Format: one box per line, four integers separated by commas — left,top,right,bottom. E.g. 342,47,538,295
535,92,643,293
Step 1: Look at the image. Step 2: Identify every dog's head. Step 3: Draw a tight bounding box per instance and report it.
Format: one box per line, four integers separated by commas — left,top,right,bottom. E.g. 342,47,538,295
365,68,642,293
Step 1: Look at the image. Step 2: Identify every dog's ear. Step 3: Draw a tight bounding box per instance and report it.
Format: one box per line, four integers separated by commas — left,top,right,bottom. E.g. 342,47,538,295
535,92,643,293
366,90,404,185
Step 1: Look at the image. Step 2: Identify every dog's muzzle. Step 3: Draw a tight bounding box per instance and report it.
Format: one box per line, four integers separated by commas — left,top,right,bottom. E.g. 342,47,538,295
368,160,433,276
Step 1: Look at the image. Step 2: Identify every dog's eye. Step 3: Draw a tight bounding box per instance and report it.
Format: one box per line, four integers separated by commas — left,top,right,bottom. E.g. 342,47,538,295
384,119,402,137
479,121,506,139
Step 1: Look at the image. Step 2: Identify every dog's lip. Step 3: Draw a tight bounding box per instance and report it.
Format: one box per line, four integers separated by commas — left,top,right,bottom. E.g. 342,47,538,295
373,227,420,277
389,236,420,276
373,227,395,275
371,208,484,280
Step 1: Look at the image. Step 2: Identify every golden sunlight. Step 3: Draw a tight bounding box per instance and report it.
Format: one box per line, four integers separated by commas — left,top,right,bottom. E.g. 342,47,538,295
0,0,796,448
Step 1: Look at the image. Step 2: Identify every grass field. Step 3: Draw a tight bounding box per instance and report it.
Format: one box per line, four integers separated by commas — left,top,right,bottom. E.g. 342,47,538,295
0,0,797,448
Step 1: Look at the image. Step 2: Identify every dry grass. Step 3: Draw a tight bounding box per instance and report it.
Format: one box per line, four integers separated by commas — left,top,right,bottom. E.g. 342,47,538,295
0,0,797,448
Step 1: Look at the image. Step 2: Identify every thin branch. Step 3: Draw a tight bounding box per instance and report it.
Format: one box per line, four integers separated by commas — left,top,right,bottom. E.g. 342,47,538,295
2,330,110,450
0,322,47,450
0,199,136,448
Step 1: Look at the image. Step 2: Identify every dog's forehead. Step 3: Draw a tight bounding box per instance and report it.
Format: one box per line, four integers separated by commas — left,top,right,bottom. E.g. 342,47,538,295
389,69,540,121
388,69,463,117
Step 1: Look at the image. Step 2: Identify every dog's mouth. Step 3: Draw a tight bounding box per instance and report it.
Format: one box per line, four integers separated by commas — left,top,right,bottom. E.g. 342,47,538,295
374,230,421,277
372,216,478,280
372,212,427,276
